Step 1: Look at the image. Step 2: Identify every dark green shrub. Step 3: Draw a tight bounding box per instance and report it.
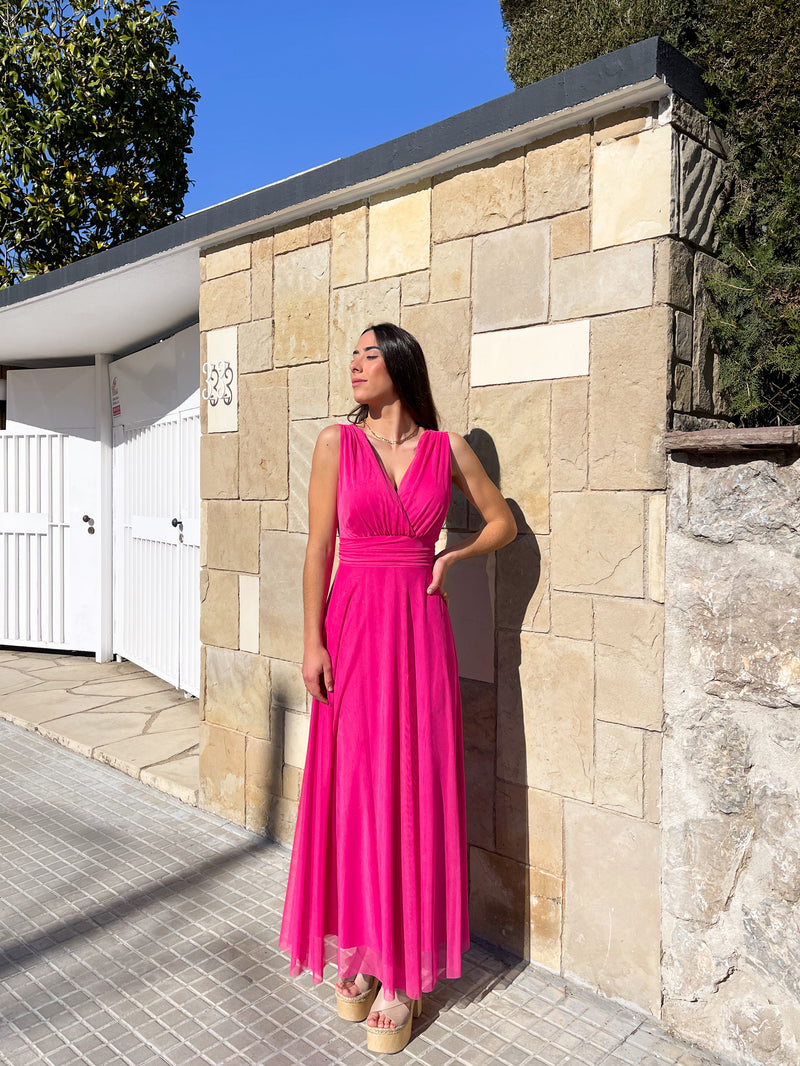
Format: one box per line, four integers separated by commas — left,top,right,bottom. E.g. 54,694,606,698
501,0,800,426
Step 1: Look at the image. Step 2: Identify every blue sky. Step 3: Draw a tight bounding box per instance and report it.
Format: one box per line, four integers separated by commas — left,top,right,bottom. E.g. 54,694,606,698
173,2,513,215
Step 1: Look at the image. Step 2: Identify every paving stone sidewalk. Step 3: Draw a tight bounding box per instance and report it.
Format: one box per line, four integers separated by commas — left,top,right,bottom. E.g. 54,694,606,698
0,722,730,1066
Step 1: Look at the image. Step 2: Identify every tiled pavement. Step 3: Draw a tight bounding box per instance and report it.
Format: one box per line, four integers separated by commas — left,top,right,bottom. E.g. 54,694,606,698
0,648,199,805
0,720,733,1066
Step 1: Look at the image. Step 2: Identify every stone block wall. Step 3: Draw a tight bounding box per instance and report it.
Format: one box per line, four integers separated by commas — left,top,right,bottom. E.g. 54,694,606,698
663,447,800,1066
197,95,724,1015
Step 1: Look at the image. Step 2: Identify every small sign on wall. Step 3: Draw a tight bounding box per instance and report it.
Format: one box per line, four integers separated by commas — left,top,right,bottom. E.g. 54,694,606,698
204,326,238,433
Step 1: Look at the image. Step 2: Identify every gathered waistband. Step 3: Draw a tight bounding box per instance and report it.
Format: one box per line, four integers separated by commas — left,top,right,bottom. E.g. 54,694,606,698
338,535,435,568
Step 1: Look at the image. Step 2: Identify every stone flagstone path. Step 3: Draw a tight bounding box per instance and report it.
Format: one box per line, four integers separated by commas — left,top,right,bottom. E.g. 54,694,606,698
0,647,199,805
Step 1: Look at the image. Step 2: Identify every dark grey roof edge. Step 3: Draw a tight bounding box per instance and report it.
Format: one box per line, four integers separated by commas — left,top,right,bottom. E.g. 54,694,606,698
0,36,704,312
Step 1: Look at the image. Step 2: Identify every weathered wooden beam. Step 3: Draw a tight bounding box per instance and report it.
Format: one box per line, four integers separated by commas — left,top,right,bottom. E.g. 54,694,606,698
664,426,800,453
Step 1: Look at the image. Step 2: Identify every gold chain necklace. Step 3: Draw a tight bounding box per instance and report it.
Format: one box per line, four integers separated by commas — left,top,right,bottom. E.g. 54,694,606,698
363,419,419,446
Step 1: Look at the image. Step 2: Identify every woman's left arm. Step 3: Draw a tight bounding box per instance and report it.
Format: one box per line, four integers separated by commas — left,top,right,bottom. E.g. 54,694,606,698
427,432,517,596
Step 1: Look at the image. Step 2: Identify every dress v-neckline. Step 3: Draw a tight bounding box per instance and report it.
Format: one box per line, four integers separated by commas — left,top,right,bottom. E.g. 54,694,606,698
357,425,429,495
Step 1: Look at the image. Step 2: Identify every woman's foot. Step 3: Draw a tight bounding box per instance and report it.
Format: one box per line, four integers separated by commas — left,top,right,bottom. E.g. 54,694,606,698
335,974,378,1021
366,989,421,1053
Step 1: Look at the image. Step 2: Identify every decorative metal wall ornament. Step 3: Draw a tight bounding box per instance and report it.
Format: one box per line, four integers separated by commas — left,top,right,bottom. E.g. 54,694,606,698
202,360,234,407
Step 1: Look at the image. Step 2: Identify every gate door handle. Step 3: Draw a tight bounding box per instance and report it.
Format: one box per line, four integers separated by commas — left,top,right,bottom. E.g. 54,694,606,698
171,518,183,530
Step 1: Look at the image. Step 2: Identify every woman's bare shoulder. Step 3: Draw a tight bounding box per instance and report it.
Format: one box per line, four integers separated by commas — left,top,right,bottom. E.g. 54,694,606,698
317,424,343,446
445,430,473,458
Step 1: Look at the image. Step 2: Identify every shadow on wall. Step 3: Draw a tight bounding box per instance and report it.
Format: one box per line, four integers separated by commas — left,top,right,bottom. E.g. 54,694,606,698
448,428,539,961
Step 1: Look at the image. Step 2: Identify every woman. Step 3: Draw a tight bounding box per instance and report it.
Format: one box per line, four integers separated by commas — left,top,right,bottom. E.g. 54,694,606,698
279,323,516,1054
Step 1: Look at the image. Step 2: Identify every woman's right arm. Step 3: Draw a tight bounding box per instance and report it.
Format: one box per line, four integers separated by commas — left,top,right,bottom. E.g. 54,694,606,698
301,425,340,704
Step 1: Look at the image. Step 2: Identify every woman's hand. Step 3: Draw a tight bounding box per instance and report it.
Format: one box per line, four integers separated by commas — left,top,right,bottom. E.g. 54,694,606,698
427,553,454,603
303,643,334,705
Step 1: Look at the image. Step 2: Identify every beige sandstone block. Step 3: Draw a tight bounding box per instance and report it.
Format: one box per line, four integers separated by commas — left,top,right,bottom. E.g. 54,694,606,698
674,309,693,365
401,300,471,434
496,782,563,877
693,251,718,413
273,243,330,366
594,105,654,144
550,492,644,597
260,531,307,662
309,216,331,244
525,130,590,220
563,802,660,1013
283,765,303,802
469,846,528,957
442,547,495,683
205,327,238,434
595,721,644,816
473,223,549,333
430,239,472,302
461,679,496,852
551,377,588,491
199,271,251,331
284,710,311,769
261,501,288,529
289,362,328,420
289,417,338,532
238,317,273,375
595,597,664,730
329,279,401,415
470,382,549,533
267,794,300,843
206,500,261,574
368,181,431,279
331,205,367,288
643,731,661,824
592,125,677,248
551,243,654,321
401,270,430,306
244,734,281,832
205,242,251,280
200,500,208,568
679,134,725,252
200,569,238,649
471,321,590,386
432,151,524,241
238,369,289,501
238,574,260,654
271,658,307,714
551,210,590,258
589,307,670,490
498,632,593,799
274,223,309,255
199,722,246,824
551,592,593,640
648,494,666,603
654,239,693,311
672,362,693,414
496,534,549,633
200,432,238,500
251,236,273,321
204,645,269,738
529,788,564,876
529,868,563,972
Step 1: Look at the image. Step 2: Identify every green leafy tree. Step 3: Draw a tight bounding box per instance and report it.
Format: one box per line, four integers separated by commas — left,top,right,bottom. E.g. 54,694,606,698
0,0,199,286
501,0,800,426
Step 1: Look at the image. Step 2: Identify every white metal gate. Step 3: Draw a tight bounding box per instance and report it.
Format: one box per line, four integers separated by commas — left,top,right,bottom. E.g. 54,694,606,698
0,367,101,652
114,405,200,695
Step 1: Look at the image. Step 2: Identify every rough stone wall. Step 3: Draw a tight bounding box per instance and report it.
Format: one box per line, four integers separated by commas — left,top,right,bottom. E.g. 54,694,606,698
663,451,800,1065
197,95,724,1015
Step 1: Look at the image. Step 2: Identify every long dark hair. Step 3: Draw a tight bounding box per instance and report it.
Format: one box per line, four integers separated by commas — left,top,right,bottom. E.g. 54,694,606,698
347,322,439,430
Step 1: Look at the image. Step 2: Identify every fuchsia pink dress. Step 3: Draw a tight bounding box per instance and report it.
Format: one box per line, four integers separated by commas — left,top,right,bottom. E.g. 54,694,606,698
279,424,469,1000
